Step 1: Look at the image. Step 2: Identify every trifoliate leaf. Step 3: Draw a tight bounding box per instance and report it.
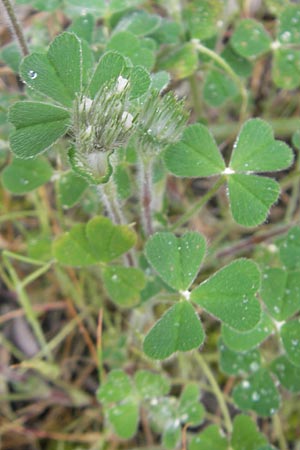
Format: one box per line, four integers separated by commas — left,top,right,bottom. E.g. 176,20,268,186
9,102,70,159
145,231,206,291
232,369,280,416
2,157,52,194
278,5,300,45
164,124,225,177
102,266,146,307
227,174,280,227
191,259,261,332
143,301,205,359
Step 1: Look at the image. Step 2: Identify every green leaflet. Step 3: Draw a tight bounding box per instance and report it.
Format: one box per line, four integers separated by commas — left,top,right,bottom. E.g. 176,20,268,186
143,301,205,359
145,231,206,291
53,216,136,266
20,33,83,106
191,259,261,332
102,266,146,307
9,102,70,159
232,369,280,416
231,19,272,58
1,157,53,194
164,123,225,177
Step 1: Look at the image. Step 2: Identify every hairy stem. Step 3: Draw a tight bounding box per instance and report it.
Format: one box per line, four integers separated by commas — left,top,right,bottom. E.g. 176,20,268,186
1,0,29,56
169,176,226,232
139,156,154,236
98,181,135,267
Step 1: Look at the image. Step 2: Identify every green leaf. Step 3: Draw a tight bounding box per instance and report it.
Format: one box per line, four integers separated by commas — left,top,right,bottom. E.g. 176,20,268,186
231,414,267,450
178,383,205,426
108,400,139,439
221,311,274,352
190,425,228,450
219,340,261,376
231,19,272,58
47,32,82,99
129,65,151,99
86,216,136,263
164,124,225,178
280,319,300,367
221,45,253,78
143,301,205,359
260,267,300,320
53,223,97,266
232,369,280,416
278,5,300,45
2,157,52,194
278,226,300,270
145,231,206,291
203,69,237,107
158,43,198,80
227,174,280,227
115,11,161,36
88,52,126,98
9,102,70,159
107,31,155,70
270,355,300,393
229,119,293,173
134,370,170,398
20,33,82,106
272,48,300,89
191,259,261,332
97,369,132,404
163,424,181,449
102,266,146,307
58,171,88,208
68,14,95,43
183,0,223,40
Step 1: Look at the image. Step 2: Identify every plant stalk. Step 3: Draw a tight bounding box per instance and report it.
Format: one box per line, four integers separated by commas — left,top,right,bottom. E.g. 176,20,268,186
97,181,135,267
1,0,29,56
192,40,248,121
139,155,154,236
194,352,233,434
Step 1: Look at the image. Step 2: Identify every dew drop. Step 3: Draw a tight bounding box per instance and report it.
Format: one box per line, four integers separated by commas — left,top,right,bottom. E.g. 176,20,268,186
28,70,37,80
252,391,260,401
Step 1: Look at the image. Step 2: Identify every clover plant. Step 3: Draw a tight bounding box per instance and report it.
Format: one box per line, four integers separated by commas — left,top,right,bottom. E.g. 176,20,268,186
1,0,300,449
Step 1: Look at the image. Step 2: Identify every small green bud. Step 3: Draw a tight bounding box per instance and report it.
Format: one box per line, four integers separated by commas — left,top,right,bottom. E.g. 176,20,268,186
135,90,188,156
70,77,135,183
